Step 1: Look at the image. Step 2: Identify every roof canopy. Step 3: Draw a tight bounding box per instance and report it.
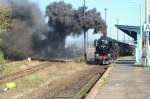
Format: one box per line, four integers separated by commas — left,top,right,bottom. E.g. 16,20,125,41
115,25,140,40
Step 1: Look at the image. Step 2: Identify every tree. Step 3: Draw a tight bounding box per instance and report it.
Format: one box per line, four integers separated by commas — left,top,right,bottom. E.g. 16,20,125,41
0,0,44,60
0,6,12,33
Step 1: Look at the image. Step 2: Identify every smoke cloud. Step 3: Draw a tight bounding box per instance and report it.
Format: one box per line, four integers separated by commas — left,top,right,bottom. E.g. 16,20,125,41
45,1,107,58
0,0,106,60
0,0,46,59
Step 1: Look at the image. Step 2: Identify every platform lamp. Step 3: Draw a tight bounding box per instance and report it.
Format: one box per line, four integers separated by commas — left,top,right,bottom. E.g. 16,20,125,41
104,8,107,35
83,0,87,62
104,8,107,25
117,18,119,41
145,0,150,66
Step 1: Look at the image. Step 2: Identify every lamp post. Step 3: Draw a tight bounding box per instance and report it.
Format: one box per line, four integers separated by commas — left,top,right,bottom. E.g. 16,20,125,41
109,27,111,37
104,8,107,24
124,33,125,42
104,8,107,35
145,0,150,66
83,0,87,61
117,18,119,41
145,0,149,22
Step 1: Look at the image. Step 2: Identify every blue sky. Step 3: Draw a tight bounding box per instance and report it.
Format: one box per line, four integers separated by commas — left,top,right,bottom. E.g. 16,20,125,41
31,0,146,43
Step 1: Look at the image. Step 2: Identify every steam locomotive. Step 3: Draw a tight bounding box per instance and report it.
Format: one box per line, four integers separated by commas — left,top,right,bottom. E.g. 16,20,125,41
94,35,133,65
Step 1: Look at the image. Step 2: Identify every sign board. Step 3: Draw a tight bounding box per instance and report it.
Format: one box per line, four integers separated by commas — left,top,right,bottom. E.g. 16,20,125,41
144,23,150,32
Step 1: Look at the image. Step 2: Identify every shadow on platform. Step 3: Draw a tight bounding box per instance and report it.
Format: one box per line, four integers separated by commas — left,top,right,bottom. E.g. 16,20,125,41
115,60,135,65
115,60,145,67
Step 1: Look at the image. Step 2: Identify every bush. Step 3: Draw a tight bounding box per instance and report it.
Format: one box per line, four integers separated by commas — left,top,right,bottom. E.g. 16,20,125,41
0,48,4,64
74,57,85,63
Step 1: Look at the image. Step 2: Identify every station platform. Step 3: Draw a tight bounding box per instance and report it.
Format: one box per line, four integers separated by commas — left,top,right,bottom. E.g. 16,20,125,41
95,56,150,99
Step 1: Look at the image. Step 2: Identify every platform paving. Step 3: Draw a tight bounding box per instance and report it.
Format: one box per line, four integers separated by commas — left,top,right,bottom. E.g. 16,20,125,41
95,56,150,99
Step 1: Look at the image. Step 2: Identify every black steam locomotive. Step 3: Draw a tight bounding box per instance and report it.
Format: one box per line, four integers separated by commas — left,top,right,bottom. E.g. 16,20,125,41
94,35,133,65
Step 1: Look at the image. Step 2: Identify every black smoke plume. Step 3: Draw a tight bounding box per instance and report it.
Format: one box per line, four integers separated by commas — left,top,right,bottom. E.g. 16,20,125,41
0,0,46,59
45,1,107,57
0,0,106,60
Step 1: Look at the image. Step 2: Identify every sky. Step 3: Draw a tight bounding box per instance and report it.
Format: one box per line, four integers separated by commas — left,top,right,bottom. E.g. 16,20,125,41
31,0,146,44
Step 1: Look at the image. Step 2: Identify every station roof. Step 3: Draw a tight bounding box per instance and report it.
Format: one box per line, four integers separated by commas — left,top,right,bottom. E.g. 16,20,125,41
115,25,140,40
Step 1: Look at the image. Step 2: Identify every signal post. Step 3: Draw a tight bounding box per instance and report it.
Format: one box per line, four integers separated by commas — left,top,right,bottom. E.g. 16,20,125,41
143,0,150,66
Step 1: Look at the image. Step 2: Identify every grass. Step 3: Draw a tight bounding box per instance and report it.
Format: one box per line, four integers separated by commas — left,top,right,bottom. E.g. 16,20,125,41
0,62,91,99
21,73,44,87
0,73,46,99
0,51,4,63
0,60,42,78
0,49,5,75
0,63,22,78
74,57,85,63
111,63,117,67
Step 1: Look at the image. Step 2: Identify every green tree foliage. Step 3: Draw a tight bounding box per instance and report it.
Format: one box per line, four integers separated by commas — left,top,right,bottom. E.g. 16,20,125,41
0,6,10,62
0,6,12,33
0,0,43,60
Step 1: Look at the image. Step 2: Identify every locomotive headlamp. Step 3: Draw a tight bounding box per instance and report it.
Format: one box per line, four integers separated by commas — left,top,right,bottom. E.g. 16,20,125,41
96,53,99,56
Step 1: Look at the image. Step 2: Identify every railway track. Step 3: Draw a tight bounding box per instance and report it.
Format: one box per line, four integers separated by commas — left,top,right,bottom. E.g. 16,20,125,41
0,59,108,99
0,59,69,85
0,59,71,85
0,62,50,85
33,66,108,99
56,68,107,99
